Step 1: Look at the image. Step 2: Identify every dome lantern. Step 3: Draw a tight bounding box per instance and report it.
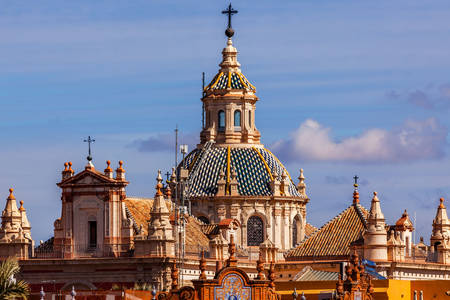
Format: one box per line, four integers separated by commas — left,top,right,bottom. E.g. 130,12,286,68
200,5,260,145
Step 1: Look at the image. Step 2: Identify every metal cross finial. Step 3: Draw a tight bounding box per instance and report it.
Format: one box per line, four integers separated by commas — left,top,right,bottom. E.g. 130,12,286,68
222,4,238,29
353,175,359,190
83,136,95,162
165,171,171,181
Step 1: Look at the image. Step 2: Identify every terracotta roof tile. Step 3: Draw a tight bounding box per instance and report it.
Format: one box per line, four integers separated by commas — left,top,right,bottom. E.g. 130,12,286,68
218,218,234,227
305,222,318,238
124,197,209,248
185,216,210,249
395,210,414,231
124,197,154,235
201,224,220,236
286,204,368,260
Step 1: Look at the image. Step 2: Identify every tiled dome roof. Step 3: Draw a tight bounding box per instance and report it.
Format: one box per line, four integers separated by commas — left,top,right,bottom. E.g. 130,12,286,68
205,71,255,92
180,145,302,198
203,37,256,93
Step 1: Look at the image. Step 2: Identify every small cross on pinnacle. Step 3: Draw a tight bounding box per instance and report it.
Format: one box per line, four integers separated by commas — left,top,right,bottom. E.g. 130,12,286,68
222,4,238,37
83,136,95,162
353,175,359,189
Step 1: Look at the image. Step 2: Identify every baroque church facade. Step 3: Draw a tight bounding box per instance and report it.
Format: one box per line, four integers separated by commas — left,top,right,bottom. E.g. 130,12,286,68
0,6,450,295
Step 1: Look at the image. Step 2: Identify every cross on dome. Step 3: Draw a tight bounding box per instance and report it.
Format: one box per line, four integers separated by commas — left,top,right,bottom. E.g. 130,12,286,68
222,4,238,37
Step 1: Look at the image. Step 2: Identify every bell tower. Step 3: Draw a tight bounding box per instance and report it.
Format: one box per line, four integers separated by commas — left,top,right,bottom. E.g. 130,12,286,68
200,5,260,146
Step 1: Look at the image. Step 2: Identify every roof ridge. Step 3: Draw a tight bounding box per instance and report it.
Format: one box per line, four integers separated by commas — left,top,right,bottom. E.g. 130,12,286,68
354,203,368,228
124,205,140,234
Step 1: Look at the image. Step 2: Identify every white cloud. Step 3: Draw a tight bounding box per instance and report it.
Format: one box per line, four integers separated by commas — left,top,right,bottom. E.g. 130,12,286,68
272,118,447,163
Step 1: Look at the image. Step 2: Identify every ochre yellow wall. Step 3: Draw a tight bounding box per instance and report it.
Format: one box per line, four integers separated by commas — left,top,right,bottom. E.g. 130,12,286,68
411,281,450,300
276,279,414,300
385,280,410,300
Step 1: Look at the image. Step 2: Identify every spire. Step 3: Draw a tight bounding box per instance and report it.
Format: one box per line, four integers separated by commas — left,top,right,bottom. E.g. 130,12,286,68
368,191,385,220
155,170,163,197
352,175,360,204
434,198,449,224
146,170,173,246
134,170,175,257
431,197,450,250
3,188,20,218
149,170,170,217
0,189,33,258
1,189,23,237
19,201,31,234
297,168,307,196
364,191,387,261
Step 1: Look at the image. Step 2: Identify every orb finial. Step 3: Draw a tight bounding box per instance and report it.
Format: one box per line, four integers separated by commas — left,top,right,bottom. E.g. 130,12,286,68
439,197,445,208
8,188,15,200
222,4,238,38
68,162,74,174
155,170,163,196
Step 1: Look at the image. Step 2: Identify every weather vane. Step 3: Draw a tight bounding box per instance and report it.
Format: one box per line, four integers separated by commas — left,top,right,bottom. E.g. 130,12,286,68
222,4,238,37
83,136,95,162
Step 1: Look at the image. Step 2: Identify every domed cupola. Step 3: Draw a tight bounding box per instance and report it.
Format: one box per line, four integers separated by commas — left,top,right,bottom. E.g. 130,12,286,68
204,38,256,93
175,5,309,251
200,11,260,145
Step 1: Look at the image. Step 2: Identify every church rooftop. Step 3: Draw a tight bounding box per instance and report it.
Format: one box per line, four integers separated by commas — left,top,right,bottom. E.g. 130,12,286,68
286,202,368,260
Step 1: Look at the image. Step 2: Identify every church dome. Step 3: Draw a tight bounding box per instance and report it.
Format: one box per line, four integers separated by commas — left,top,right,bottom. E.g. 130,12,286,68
183,10,305,202
181,145,303,198
205,71,255,92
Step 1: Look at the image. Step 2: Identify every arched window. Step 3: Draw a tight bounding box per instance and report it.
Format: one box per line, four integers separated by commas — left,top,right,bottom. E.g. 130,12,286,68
248,110,252,128
198,216,210,224
247,216,264,246
292,215,302,247
218,110,225,130
234,110,241,127
292,220,298,248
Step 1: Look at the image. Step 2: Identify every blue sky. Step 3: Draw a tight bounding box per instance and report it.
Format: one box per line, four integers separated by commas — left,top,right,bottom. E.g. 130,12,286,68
1,0,450,243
